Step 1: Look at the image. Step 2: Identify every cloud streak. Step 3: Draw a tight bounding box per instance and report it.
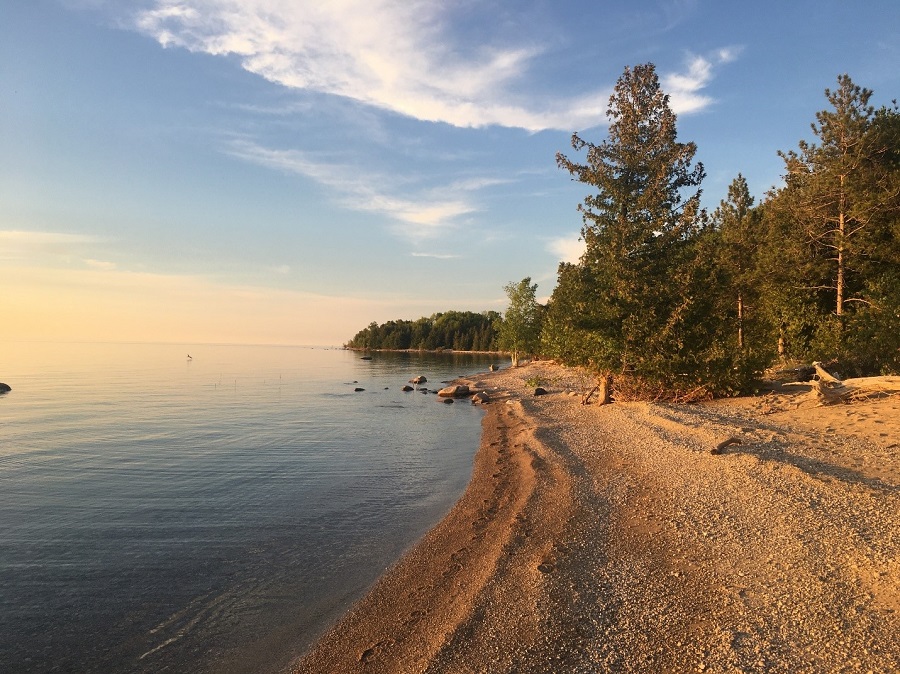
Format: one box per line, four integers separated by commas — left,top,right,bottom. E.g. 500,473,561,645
225,139,491,240
129,0,614,131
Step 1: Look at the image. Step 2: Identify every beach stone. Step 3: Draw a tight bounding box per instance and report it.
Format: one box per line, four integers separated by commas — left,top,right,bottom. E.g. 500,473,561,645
410,375,427,384
438,384,470,398
401,385,414,392
442,397,455,404
472,391,490,405
354,387,365,392
534,387,548,396
0,383,10,393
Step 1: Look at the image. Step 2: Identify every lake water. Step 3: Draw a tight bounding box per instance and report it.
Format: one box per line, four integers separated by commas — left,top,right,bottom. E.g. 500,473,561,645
0,343,504,673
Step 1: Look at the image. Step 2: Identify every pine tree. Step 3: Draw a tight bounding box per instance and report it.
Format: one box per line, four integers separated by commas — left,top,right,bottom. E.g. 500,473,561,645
766,76,900,370
552,63,721,391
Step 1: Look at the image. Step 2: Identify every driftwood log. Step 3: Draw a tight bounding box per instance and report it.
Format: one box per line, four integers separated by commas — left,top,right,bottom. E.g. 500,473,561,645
811,362,852,405
810,362,900,405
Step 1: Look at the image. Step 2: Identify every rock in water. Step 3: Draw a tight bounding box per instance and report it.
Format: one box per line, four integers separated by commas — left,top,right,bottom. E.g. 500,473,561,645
0,383,10,394
438,384,470,398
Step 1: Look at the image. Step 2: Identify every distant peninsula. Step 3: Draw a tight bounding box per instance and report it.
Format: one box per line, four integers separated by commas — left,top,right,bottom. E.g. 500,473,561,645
345,310,500,352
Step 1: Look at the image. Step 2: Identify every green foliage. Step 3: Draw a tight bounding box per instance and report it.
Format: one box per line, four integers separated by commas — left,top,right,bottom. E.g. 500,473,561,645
345,310,501,351
542,68,900,395
549,63,754,393
495,278,542,365
761,76,900,372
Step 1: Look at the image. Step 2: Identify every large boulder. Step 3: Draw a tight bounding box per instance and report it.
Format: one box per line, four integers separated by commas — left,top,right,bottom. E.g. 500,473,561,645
437,384,470,398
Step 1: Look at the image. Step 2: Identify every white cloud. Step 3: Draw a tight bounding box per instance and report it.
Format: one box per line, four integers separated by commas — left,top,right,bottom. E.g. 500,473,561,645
225,139,487,240
547,233,585,264
129,0,612,131
664,48,741,114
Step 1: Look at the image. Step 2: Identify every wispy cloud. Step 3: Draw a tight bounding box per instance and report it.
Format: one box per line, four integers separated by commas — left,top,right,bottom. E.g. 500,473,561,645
664,48,741,114
128,0,614,131
0,230,99,261
84,258,118,271
226,139,493,240
410,252,460,260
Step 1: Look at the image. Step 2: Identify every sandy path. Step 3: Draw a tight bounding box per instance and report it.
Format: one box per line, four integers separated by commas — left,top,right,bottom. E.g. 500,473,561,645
290,362,899,673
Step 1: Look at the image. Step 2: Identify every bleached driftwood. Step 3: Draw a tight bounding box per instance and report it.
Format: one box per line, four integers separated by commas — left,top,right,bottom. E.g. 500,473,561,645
810,362,900,405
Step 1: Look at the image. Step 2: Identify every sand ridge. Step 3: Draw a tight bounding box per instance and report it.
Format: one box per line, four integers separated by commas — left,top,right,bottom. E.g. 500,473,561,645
290,361,899,673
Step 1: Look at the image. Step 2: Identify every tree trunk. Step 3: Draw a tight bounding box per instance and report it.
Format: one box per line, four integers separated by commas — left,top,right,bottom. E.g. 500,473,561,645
836,173,846,317
737,293,744,350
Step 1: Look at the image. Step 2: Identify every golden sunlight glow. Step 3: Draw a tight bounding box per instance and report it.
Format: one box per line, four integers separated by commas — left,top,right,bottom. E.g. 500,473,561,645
1,265,381,345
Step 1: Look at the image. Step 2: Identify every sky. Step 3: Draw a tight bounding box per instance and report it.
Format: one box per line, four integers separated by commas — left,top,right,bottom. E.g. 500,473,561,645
2,0,899,346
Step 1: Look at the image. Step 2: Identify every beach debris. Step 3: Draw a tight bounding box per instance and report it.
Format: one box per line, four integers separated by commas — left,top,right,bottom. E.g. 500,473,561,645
0,383,10,394
582,375,612,405
808,367,900,405
471,391,491,405
409,375,427,384
438,384,470,398
711,437,743,455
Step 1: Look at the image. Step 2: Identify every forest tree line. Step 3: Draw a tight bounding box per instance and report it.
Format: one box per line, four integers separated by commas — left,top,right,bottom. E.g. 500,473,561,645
498,66,900,396
346,311,501,351
348,66,899,398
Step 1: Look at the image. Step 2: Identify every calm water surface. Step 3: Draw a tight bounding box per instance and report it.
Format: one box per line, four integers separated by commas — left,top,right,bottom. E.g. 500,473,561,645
0,343,505,672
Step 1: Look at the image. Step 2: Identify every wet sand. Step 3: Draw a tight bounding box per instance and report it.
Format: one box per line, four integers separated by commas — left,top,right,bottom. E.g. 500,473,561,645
290,362,900,673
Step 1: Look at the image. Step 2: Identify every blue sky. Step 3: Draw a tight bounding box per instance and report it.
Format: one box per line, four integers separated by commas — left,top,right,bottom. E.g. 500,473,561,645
2,0,899,345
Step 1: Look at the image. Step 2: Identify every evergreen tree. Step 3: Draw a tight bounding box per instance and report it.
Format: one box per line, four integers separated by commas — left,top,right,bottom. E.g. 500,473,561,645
765,76,900,371
551,63,732,392
710,174,759,351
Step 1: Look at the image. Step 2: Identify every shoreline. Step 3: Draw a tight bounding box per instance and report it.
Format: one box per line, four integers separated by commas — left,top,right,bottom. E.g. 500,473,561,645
343,347,509,356
289,361,900,672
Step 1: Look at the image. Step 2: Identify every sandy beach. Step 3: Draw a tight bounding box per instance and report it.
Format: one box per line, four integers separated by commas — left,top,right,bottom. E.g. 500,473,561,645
290,361,900,673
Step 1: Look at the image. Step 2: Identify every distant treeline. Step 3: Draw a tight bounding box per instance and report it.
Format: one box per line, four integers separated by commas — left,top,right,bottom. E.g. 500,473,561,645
346,310,501,351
